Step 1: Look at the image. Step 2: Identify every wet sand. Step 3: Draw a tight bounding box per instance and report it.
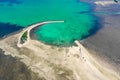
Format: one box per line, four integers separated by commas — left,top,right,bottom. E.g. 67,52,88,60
0,0,119,79
0,27,119,80
81,0,120,74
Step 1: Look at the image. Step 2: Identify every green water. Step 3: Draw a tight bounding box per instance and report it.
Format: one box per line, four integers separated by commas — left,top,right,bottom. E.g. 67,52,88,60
0,0,91,26
34,0,96,46
0,0,96,46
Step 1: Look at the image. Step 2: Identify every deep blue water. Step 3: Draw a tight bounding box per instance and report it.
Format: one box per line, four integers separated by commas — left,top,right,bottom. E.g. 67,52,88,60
0,0,23,38
0,0,99,41
0,0,22,5
0,22,23,38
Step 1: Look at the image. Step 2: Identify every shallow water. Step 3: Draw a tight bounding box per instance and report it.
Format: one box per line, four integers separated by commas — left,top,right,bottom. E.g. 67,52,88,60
0,0,96,46
0,0,94,26
34,0,96,46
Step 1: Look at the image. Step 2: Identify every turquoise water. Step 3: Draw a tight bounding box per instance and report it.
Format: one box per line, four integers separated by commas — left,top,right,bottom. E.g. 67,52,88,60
0,0,96,46
0,0,93,26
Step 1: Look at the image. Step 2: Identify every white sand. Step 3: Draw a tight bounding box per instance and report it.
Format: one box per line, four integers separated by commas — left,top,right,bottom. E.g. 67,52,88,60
0,33,119,80
94,1,117,6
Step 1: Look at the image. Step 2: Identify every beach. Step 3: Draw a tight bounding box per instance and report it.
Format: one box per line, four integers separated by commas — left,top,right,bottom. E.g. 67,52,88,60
0,26,119,80
80,0,120,73
0,0,120,80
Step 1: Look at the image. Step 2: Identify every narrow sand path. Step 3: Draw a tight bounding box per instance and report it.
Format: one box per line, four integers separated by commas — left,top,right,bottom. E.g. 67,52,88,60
17,21,64,47
0,29,119,80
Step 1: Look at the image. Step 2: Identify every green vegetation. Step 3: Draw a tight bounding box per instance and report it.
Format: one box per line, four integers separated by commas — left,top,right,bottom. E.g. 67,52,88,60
21,31,28,44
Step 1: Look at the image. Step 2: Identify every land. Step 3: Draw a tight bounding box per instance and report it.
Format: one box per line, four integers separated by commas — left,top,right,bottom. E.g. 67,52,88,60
0,20,119,80
0,0,120,80
17,21,64,47
0,49,43,80
21,31,28,44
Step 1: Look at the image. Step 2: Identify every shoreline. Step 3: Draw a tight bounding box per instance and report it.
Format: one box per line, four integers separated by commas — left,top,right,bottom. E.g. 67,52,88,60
0,32,119,80
0,27,25,40
30,24,44,41
80,0,120,74
0,1,119,79
17,21,64,47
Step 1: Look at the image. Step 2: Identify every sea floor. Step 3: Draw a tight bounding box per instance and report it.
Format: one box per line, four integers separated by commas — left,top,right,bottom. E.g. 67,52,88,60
81,0,120,73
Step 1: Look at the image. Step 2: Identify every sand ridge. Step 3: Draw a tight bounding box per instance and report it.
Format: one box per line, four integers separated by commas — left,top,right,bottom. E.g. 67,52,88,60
0,31,119,80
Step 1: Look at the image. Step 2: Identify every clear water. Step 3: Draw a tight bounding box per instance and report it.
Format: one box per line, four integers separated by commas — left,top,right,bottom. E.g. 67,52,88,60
0,0,96,46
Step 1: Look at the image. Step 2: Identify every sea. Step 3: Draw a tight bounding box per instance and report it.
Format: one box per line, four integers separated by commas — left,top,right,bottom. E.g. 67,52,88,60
0,0,97,46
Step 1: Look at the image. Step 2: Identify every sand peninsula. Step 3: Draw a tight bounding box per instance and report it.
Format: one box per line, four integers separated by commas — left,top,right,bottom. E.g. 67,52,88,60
17,21,64,47
0,21,120,80
0,0,120,80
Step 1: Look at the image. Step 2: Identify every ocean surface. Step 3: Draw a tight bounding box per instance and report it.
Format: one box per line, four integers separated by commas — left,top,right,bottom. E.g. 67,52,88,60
0,0,97,46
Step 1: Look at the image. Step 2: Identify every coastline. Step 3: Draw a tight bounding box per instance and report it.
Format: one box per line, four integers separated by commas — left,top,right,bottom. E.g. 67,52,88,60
80,0,120,74
0,31,119,80
0,0,119,79
30,24,44,41
0,27,25,40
